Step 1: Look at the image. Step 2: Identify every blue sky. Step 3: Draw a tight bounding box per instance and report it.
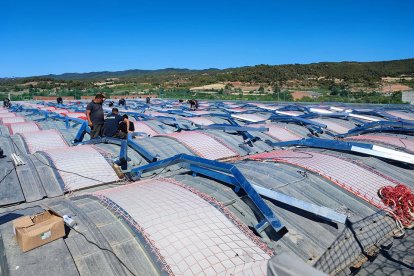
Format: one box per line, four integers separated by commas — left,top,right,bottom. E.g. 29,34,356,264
1,0,413,77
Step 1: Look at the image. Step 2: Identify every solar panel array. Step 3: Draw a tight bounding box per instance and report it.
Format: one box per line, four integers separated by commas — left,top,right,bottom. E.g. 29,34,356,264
94,178,271,275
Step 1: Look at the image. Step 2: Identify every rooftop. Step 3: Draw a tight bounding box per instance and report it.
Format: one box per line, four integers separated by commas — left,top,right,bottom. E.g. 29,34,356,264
0,99,414,275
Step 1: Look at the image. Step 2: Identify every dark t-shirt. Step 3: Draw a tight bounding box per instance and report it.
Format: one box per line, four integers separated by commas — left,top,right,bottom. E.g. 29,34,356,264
119,120,135,133
86,101,104,125
103,113,123,137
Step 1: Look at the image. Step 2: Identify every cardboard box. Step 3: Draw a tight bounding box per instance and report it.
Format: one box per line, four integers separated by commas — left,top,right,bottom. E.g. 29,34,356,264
13,210,65,252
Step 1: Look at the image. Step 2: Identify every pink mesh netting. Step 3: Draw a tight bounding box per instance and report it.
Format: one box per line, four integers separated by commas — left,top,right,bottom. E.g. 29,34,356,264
94,178,271,275
156,131,239,160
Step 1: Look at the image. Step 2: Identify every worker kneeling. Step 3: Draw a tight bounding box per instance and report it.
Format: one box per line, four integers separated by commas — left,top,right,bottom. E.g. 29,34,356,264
103,108,134,139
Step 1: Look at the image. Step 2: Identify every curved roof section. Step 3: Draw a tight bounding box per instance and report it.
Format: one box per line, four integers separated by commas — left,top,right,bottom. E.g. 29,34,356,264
386,110,414,121
40,145,119,191
19,129,69,153
248,150,406,208
8,121,40,134
94,178,271,275
253,123,302,141
0,113,17,118
0,116,26,124
346,134,414,153
310,118,353,134
156,131,239,160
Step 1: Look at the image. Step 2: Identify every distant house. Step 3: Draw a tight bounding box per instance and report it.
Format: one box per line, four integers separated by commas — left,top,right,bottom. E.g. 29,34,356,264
402,90,414,104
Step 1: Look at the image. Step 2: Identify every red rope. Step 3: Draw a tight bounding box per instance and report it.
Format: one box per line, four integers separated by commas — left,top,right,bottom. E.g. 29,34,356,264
379,185,414,227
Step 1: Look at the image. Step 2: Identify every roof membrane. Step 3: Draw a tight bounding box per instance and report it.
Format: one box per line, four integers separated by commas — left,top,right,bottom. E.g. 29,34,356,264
20,129,69,153
249,150,406,208
41,145,119,191
157,131,239,160
8,121,40,134
94,178,271,275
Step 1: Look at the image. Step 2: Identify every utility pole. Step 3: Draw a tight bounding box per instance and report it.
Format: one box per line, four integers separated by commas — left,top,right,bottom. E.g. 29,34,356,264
389,83,391,104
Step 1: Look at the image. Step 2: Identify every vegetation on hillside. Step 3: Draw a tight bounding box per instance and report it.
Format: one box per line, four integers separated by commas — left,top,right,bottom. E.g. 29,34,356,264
0,58,413,103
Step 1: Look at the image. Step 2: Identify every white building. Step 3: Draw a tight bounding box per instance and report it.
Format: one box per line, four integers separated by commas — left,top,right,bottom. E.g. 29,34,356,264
402,90,414,104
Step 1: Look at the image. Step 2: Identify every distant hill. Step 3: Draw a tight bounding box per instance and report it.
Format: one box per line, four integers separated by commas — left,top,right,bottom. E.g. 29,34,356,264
40,68,221,81
32,58,414,83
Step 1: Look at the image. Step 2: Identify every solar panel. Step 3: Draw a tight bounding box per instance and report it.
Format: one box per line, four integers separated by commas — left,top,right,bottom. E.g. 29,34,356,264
8,121,40,134
20,129,69,153
42,145,119,191
346,135,414,153
254,124,302,141
94,178,271,275
157,131,239,160
249,150,405,208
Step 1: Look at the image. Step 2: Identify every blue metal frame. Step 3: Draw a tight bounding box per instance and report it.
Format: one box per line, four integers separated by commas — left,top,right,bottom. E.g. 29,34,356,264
223,117,263,144
268,137,373,151
9,104,23,112
339,121,414,137
130,153,285,233
269,114,326,134
267,137,414,164
269,114,326,127
74,122,91,143
130,154,348,234
277,104,309,113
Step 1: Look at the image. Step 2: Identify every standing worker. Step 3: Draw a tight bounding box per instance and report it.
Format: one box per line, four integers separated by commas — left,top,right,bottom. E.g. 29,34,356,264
57,96,63,105
146,96,150,104
86,93,106,139
3,98,11,108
